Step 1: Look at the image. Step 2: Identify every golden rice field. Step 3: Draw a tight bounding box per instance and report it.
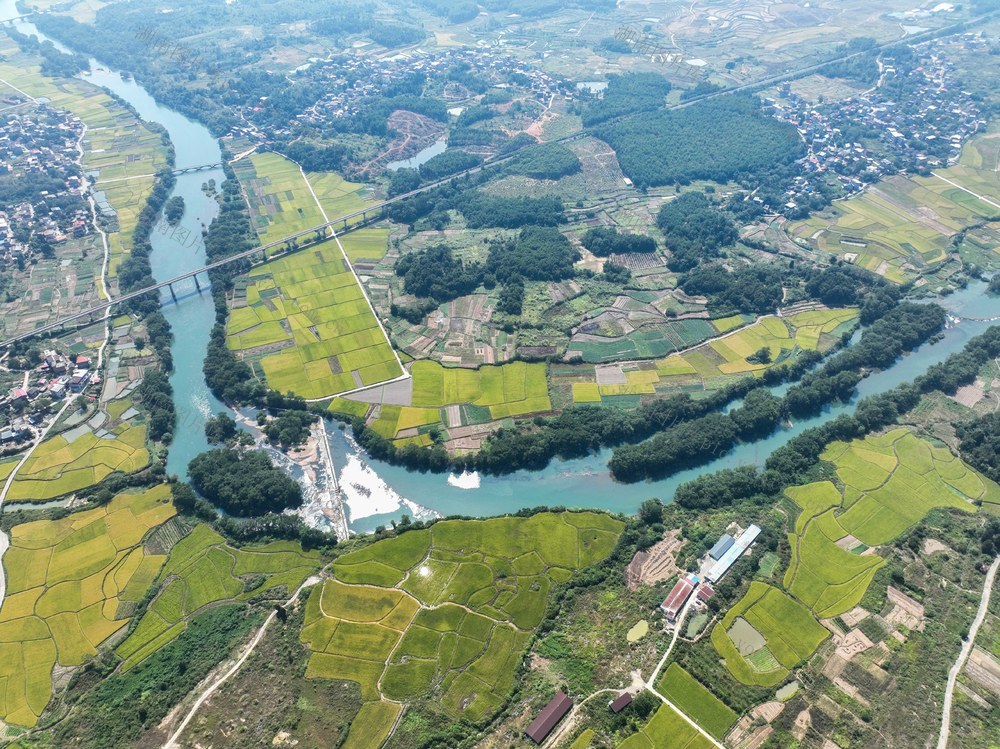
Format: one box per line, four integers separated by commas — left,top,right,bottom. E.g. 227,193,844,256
227,238,402,399
571,307,858,405
0,487,175,727
7,424,149,502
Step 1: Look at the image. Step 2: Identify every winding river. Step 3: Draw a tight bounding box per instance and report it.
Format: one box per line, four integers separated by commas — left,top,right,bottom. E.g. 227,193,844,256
4,4,998,534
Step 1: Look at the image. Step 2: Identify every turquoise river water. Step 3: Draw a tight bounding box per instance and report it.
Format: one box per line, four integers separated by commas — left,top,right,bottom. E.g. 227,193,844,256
4,4,997,533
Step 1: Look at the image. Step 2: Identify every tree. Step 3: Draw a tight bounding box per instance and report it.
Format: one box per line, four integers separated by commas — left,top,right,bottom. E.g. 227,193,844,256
188,448,303,516
205,412,238,444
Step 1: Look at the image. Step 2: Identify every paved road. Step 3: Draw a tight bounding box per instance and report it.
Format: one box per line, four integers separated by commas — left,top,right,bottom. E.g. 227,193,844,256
936,555,1000,749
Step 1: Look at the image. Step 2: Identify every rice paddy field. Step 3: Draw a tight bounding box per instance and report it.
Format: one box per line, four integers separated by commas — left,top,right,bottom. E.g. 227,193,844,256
0,486,175,727
227,237,402,398
568,318,717,364
233,152,381,248
655,663,737,739
564,308,858,406
116,524,321,671
7,424,149,502
616,702,714,749
712,582,828,688
345,360,552,445
306,170,376,229
0,37,169,293
300,511,623,749
715,428,997,685
236,153,326,246
788,132,1000,284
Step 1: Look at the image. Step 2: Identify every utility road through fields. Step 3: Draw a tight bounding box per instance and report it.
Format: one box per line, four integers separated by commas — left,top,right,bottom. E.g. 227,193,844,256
937,554,1000,749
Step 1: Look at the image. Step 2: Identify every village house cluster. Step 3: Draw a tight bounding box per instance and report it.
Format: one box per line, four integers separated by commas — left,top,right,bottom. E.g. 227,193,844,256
242,45,569,142
0,350,94,449
0,105,90,266
770,34,987,213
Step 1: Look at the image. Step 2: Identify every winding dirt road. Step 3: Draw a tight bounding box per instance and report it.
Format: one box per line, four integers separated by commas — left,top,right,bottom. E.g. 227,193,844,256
936,555,1000,749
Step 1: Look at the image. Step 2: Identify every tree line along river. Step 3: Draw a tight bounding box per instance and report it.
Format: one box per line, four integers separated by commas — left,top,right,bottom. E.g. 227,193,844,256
3,3,997,534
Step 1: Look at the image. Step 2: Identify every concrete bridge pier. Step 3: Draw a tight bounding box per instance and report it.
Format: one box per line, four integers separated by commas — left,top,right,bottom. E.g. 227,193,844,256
168,283,177,303
193,274,201,292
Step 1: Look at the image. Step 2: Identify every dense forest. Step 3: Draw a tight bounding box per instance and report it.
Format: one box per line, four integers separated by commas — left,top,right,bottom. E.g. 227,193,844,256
504,143,582,179
582,72,672,127
581,227,656,256
656,192,738,272
459,192,565,228
486,226,579,283
188,448,303,516
418,149,483,181
396,244,484,303
956,410,1000,482
679,264,786,315
594,96,805,190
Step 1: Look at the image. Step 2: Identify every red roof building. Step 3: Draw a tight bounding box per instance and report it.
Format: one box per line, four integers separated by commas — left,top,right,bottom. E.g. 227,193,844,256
609,692,633,713
660,573,698,622
525,691,573,744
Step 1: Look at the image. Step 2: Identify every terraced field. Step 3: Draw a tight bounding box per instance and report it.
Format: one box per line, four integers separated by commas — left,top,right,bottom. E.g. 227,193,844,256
616,702,714,749
714,428,996,685
116,524,321,671
7,424,149,502
789,132,1000,283
569,308,858,405
227,237,402,398
300,511,623,749
0,487,175,727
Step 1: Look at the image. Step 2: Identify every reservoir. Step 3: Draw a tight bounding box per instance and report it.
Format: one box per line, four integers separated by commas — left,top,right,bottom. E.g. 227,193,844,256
385,138,448,171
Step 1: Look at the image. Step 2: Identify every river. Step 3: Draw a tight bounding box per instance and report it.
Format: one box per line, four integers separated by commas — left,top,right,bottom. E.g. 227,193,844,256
1,1,229,477
337,282,997,533
3,4,997,534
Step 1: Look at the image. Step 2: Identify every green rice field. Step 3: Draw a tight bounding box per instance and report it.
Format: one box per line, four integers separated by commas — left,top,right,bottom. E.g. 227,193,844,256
0,486,175,727
712,582,828,687
616,702,714,749
301,511,623,749
354,359,553,444
8,425,149,502
656,663,737,739
569,308,858,405
715,428,996,685
116,524,321,671
227,238,402,398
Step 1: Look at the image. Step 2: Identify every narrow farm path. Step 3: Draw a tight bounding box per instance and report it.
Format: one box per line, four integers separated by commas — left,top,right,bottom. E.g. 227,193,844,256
932,172,1000,211
162,574,322,749
641,595,727,749
936,554,1000,749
